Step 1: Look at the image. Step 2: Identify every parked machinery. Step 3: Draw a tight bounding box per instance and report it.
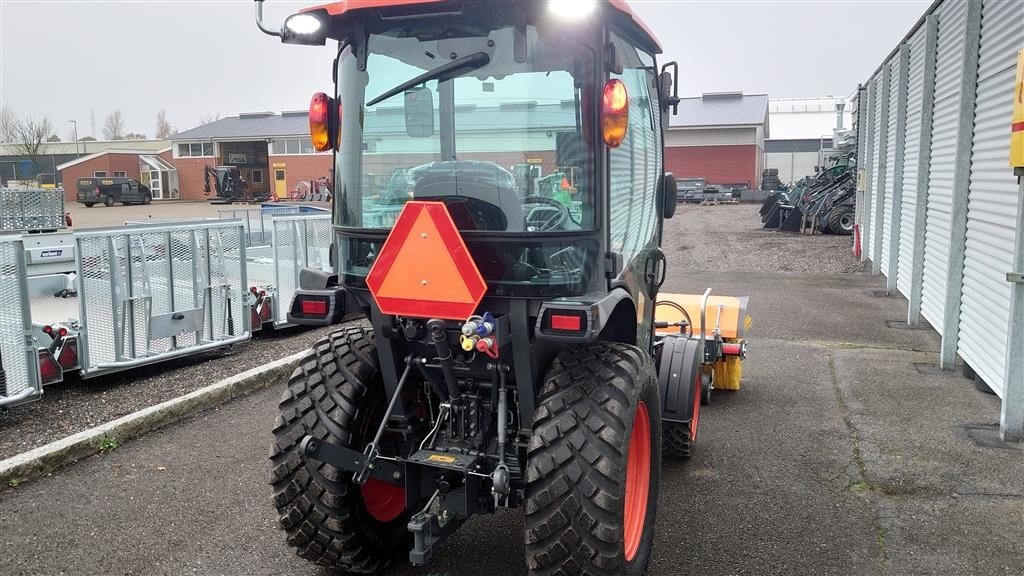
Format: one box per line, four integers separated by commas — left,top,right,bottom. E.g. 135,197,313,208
761,150,856,236
204,165,268,204
253,0,750,574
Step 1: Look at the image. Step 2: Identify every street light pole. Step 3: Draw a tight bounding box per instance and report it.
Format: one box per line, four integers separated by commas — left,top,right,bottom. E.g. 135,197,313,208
69,120,79,157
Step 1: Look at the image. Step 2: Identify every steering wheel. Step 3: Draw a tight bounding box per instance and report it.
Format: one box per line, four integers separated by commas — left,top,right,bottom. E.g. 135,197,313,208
523,195,570,232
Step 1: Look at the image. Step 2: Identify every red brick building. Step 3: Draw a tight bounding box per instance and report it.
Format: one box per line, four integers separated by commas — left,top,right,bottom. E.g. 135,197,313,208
664,92,769,189
57,148,178,202
168,111,332,201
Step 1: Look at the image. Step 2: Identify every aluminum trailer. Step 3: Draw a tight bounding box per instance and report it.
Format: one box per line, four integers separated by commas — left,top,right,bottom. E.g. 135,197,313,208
1,188,77,277
0,210,334,409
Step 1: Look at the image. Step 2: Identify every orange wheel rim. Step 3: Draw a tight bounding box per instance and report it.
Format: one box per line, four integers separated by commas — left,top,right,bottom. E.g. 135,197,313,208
623,400,651,562
690,373,701,440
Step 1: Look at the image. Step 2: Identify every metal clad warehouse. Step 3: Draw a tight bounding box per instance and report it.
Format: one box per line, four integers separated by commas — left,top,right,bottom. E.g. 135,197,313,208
854,0,1023,440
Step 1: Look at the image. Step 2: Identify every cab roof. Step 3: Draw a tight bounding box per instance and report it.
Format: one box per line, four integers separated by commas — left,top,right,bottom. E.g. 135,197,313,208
301,0,661,52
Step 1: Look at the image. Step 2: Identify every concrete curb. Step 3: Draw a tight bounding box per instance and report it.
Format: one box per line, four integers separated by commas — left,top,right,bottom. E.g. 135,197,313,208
0,350,306,484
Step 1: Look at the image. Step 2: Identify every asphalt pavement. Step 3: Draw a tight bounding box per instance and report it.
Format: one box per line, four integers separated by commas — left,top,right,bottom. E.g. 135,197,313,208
1,210,1021,576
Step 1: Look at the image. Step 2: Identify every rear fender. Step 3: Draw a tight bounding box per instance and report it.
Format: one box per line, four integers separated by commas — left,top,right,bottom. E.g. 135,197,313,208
286,268,347,326
534,288,634,344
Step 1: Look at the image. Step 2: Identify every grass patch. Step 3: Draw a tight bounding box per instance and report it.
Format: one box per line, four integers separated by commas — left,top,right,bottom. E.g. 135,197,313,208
849,481,873,493
97,435,120,453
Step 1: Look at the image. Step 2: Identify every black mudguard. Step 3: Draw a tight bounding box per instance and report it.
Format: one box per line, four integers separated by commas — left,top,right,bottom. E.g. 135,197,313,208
657,335,702,425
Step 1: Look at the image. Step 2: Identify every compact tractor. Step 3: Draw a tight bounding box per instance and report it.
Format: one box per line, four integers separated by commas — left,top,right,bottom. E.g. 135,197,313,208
254,1,749,573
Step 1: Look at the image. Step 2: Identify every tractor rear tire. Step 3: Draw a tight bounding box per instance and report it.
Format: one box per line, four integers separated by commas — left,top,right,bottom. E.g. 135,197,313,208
270,325,410,573
525,342,662,576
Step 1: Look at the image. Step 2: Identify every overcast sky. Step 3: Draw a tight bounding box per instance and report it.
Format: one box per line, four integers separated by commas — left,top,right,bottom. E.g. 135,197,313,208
0,0,929,139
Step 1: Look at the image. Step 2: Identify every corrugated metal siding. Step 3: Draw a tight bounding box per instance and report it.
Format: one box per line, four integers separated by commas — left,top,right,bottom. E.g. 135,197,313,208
957,0,1023,397
881,57,901,275
867,75,883,261
920,0,968,331
897,26,929,297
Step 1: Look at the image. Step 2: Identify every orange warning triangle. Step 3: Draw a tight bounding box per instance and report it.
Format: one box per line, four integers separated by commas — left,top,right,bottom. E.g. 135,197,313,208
366,201,487,320
374,209,473,303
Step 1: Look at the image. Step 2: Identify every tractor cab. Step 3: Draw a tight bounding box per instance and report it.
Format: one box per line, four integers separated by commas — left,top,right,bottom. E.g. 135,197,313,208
259,0,680,314
253,2,749,574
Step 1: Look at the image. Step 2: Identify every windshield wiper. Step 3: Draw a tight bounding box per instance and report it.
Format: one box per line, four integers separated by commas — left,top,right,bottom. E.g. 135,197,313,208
367,51,490,107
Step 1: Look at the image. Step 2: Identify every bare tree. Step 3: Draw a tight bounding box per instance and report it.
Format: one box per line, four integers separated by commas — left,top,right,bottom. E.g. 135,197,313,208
124,132,147,140
46,134,61,142
103,109,126,140
155,109,174,139
196,113,221,127
1,104,16,143
12,115,55,171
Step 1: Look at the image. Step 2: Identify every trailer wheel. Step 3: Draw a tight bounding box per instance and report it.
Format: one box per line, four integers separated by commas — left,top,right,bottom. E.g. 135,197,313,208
525,342,662,575
103,195,114,207
270,325,410,573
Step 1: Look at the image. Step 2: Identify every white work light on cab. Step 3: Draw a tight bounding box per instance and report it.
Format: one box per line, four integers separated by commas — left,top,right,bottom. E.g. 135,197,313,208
547,0,598,21
284,13,322,35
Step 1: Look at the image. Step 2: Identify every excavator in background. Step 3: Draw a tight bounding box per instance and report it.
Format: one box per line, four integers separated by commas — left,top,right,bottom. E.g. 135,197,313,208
204,164,267,204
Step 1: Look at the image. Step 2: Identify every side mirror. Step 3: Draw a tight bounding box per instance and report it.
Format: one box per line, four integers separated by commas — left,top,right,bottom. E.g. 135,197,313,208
660,172,678,218
659,62,680,115
405,86,435,137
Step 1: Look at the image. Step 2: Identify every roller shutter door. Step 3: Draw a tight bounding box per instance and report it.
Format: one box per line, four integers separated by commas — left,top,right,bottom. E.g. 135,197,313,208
957,0,1023,397
867,75,883,262
881,57,901,276
920,0,968,331
897,26,930,298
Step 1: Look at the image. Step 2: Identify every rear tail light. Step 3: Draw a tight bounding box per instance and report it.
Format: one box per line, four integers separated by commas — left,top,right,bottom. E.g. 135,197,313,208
57,338,79,369
550,314,582,331
42,325,55,340
602,79,629,147
309,92,338,152
38,349,62,385
300,298,329,316
543,310,587,334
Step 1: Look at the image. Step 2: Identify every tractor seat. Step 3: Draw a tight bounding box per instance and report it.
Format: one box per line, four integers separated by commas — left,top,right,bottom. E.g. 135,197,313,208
412,162,524,232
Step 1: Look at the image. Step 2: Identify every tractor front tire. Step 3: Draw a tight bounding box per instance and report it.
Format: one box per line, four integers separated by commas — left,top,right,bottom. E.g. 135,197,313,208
828,208,855,236
525,343,662,576
270,325,410,573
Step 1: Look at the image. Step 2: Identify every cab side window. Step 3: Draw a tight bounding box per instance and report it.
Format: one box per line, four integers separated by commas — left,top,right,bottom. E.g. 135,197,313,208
607,35,662,260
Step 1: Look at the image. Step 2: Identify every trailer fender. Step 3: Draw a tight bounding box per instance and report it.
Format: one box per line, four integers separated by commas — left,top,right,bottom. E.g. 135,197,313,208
657,335,702,425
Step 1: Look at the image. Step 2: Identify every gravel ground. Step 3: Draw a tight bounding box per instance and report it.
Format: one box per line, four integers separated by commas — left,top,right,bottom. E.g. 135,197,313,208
0,323,340,460
665,203,868,274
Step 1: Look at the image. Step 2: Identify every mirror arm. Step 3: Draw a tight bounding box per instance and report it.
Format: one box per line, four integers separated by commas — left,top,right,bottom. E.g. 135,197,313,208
254,0,281,38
